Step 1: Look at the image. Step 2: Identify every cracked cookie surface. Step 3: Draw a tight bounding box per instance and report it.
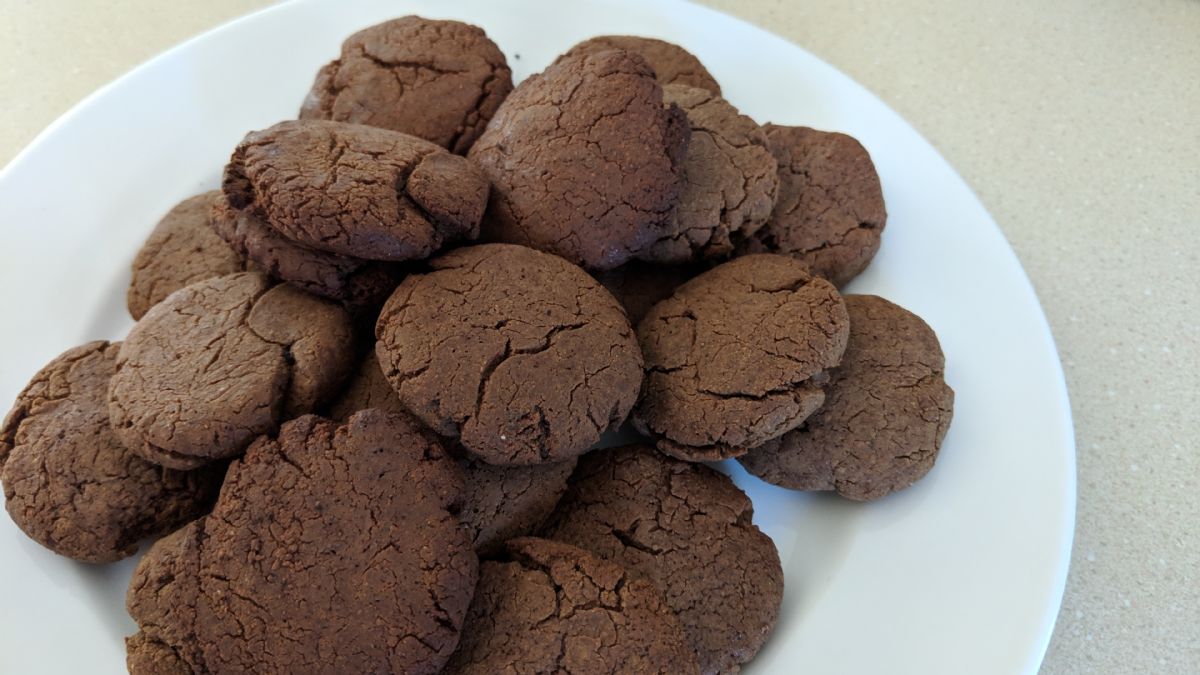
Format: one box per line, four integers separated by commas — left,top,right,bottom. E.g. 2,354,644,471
633,254,850,460
641,85,778,262
469,50,690,270
300,16,512,154
542,445,783,675
738,125,886,287
108,273,354,469
376,244,642,465
1,341,222,563
127,191,247,320
740,295,954,500
125,410,477,675
443,537,698,675
559,35,722,94
224,119,488,261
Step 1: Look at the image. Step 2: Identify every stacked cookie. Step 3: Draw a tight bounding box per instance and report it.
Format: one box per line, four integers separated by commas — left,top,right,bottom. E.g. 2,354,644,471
1,15,956,675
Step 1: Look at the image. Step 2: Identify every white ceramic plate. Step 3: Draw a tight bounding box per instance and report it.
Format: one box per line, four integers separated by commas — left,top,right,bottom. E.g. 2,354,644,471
0,1,1075,673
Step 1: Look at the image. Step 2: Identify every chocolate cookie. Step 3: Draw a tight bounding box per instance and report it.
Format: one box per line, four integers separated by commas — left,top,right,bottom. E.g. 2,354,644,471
211,195,402,308
469,50,689,270
738,125,887,287
740,295,954,500
595,261,698,325
443,537,698,675
632,254,850,460
559,35,721,94
127,191,246,320
641,85,778,262
224,119,489,261
542,445,783,674
0,342,222,563
376,244,642,465
109,273,354,469
125,410,477,674
299,16,513,155
326,350,577,553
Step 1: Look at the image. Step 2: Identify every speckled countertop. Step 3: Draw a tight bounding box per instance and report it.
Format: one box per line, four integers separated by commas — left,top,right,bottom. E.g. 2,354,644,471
1,1,1196,672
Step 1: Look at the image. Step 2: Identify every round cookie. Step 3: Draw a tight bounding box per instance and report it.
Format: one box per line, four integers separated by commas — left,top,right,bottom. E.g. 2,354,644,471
443,537,698,675
210,194,402,309
299,16,513,155
542,445,783,674
738,124,887,287
0,342,222,563
127,191,246,320
224,119,489,261
594,261,698,325
468,50,690,270
740,295,954,500
632,254,850,460
640,84,779,262
109,273,355,469
376,244,642,465
559,35,722,94
125,411,477,674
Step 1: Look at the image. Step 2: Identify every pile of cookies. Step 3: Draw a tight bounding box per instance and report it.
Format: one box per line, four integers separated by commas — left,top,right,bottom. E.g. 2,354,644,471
0,16,955,675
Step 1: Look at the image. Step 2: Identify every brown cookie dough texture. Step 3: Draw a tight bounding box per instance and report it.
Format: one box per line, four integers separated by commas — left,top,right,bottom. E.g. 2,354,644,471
376,244,643,465
300,16,513,154
633,254,850,460
0,342,222,563
326,351,576,553
108,272,354,469
210,194,401,309
443,537,698,675
469,50,690,270
543,445,783,674
560,35,722,94
125,410,477,674
739,124,887,287
595,261,698,325
740,295,954,500
640,84,778,262
127,191,246,320
224,119,488,261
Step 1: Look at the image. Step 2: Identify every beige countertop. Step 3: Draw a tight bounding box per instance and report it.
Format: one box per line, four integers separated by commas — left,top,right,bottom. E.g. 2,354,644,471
1,0,1196,672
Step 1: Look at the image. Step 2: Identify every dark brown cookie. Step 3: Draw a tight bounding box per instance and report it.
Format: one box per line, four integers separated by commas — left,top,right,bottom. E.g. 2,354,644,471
125,410,477,674
595,261,698,325
559,35,721,94
109,273,354,469
224,120,489,261
299,16,513,155
632,254,850,460
210,194,402,309
640,85,778,262
376,244,642,465
542,445,783,674
740,295,954,500
126,191,246,320
469,50,690,270
738,125,887,287
0,342,222,563
443,537,698,675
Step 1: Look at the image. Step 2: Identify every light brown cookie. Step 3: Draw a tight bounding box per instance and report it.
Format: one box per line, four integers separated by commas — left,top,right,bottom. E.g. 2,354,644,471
559,35,721,94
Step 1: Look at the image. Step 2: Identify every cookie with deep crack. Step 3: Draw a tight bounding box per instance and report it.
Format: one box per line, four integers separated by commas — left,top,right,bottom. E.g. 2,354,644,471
632,254,850,460
125,410,477,674
223,119,489,261
0,342,222,563
595,261,698,325
127,191,247,320
640,84,778,262
542,445,783,674
376,244,642,465
738,125,886,287
740,295,954,500
300,16,513,154
469,50,689,270
442,537,698,675
559,35,721,94
109,273,354,469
